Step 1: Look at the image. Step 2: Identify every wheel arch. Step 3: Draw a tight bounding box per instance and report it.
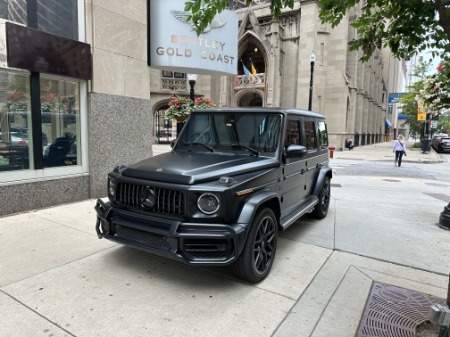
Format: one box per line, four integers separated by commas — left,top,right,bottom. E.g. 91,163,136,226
236,190,281,231
313,167,333,196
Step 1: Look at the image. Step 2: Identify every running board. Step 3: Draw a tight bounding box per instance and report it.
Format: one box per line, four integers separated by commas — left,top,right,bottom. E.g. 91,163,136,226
280,196,319,230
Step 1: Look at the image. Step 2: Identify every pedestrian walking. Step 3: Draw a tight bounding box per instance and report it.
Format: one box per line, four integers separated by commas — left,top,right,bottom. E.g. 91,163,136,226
393,135,406,167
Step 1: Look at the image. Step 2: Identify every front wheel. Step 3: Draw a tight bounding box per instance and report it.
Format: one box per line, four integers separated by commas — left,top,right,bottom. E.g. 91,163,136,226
232,208,278,283
312,176,331,219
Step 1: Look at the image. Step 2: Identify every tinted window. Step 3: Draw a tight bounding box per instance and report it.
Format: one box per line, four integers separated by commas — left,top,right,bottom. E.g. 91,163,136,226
0,0,27,25
285,117,301,146
304,120,317,150
318,121,328,149
177,113,282,155
37,0,78,40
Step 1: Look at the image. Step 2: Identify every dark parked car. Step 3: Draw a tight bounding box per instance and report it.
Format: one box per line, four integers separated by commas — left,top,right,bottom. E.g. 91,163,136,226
433,136,450,153
95,108,332,282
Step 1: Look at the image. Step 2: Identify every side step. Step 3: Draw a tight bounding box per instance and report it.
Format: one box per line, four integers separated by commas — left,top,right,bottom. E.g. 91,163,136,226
280,196,319,230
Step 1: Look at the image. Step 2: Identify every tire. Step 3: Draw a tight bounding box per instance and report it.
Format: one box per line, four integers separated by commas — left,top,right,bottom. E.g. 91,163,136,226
312,176,331,219
232,208,278,283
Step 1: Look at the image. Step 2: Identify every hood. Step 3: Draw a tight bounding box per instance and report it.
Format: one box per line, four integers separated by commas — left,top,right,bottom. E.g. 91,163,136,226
121,151,279,184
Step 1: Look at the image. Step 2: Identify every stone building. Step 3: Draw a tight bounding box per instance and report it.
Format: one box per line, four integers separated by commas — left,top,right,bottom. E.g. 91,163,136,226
151,0,405,149
0,0,151,216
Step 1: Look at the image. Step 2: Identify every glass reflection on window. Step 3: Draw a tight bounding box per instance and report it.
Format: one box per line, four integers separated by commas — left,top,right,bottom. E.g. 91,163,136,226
0,71,32,172
0,0,27,25
41,76,80,168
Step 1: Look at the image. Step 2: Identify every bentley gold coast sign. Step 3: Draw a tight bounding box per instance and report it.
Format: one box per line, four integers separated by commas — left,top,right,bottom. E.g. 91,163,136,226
148,0,238,76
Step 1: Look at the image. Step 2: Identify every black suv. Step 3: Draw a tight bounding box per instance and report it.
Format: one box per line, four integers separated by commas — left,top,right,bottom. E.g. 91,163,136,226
96,108,332,282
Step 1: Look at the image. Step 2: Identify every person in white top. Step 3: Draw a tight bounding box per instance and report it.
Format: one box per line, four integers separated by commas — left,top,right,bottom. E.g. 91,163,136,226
393,135,406,167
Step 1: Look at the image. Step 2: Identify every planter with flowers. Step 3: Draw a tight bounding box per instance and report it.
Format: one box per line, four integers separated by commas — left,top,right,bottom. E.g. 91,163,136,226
165,96,216,122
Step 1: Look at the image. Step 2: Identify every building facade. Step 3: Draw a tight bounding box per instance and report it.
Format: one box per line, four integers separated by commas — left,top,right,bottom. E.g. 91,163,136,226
151,0,405,148
0,0,151,216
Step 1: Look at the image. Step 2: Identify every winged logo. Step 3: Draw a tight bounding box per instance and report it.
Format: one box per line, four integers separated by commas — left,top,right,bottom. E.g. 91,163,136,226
171,11,226,33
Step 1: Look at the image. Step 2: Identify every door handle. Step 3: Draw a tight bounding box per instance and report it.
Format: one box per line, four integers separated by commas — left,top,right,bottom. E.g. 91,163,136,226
300,169,305,175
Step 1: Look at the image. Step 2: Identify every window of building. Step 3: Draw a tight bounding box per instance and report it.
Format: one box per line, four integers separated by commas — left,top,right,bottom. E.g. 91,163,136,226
0,71,82,173
162,71,185,79
0,0,79,40
0,71,33,171
41,76,80,167
37,0,78,40
0,0,27,25
0,0,87,182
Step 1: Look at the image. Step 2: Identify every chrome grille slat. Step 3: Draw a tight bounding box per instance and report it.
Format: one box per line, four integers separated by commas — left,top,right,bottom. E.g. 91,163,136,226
116,182,185,215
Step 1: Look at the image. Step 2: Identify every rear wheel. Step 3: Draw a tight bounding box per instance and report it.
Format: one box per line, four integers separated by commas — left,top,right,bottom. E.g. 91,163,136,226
312,176,331,219
232,208,278,283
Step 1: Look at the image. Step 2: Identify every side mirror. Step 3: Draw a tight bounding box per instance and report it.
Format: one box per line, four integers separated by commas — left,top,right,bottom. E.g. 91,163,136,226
286,144,308,158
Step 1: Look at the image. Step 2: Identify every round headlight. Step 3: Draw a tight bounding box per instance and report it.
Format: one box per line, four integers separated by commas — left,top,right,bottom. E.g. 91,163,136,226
197,193,220,214
108,178,116,197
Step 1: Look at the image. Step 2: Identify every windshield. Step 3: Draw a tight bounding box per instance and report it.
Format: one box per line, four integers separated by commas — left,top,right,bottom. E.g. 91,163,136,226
175,112,282,156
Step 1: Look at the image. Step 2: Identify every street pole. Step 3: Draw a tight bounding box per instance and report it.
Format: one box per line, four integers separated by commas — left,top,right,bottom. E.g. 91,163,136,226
308,51,315,111
188,73,197,102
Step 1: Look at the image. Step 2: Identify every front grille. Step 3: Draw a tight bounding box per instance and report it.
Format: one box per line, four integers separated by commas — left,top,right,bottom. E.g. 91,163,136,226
114,224,172,251
116,182,185,215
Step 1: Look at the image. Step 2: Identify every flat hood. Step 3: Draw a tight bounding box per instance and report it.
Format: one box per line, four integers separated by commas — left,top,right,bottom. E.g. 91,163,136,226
121,151,279,184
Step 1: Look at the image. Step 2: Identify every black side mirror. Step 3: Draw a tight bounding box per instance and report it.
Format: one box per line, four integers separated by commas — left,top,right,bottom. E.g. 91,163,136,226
286,144,308,158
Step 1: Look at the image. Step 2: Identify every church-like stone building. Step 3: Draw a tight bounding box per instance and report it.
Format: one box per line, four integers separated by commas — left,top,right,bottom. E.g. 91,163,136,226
150,0,405,149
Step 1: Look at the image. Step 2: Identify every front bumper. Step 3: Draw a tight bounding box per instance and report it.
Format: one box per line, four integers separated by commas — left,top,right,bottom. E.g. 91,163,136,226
95,199,247,265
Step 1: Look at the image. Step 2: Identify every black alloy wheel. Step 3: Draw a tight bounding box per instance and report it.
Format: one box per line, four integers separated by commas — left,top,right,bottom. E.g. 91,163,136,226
232,208,278,283
312,176,331,219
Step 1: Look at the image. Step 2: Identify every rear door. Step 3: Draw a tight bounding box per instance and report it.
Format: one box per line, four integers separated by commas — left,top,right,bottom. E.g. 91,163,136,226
281,115,308,214
302,118,326,195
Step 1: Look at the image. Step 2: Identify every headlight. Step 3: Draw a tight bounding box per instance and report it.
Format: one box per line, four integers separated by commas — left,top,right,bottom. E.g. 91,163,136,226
108,178,116,197
197,193,220,214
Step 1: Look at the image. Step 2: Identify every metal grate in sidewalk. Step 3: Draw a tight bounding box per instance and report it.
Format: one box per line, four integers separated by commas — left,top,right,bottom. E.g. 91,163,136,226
356,282,446,337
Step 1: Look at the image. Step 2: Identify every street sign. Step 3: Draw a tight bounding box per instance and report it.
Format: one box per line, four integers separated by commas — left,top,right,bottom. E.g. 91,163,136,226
388,92,406,103
431,120,438,128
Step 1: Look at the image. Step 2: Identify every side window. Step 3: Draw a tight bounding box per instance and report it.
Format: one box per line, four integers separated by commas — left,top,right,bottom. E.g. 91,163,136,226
318,121,328,149
304,120,317,150
285,117,301,147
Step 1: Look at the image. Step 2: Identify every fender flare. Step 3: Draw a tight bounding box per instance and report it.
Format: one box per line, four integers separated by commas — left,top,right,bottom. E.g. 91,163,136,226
236,190,280,227
313,167,333,196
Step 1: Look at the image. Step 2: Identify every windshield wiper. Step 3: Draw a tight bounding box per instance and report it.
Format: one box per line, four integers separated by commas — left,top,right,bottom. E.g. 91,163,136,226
231,144,260,156
184,142,214,152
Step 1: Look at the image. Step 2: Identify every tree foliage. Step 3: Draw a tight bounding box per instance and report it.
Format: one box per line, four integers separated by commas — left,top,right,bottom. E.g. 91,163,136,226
399,63,428,136
184,0,450,62
418,61,450,113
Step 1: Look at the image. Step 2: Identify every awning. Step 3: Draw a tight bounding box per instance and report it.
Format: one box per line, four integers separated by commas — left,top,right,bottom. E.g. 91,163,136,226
385,119,393,127
398,114,409,120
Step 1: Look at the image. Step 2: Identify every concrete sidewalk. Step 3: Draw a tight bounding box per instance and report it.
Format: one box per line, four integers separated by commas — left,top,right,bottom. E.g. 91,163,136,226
332,140,444,164
1,142,449,337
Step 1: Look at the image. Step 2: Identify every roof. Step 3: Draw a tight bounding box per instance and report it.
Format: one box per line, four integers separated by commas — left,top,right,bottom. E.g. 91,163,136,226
193,107,326,119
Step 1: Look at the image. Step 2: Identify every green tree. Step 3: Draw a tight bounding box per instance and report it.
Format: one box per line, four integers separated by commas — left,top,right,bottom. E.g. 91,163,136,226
418,61,450,114
184,0,450,61
399,62,428,137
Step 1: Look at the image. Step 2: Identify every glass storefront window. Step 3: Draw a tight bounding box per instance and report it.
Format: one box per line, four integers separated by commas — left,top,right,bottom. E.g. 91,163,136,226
37,0,78,40
41,76,80,168
0,71,32,172
0,0,27,26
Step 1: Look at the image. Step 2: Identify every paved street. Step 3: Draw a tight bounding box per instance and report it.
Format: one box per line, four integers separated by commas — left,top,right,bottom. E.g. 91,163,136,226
1,141,449,337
